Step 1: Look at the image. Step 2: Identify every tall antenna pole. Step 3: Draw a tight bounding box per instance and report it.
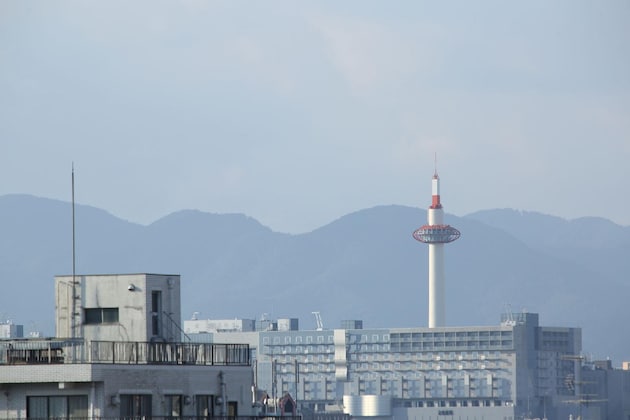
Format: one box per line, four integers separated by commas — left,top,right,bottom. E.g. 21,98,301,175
71,163,76,338
434,152,438,176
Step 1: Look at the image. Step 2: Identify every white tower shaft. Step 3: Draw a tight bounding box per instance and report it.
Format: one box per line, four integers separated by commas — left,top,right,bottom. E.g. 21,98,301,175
427,206,445,328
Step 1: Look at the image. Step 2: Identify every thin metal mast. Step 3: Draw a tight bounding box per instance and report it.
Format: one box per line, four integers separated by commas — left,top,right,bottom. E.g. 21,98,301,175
71,164,76,338
434,152,438,176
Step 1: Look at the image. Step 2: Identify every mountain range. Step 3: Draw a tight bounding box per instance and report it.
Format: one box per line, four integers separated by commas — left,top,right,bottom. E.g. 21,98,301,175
1,194,628,365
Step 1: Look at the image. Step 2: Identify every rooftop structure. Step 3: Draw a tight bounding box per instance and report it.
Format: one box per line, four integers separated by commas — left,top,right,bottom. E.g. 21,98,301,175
0,321,23,339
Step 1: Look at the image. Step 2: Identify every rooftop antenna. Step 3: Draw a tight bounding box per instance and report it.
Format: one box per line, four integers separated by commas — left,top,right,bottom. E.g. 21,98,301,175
312,311,324,331
71,163,77,339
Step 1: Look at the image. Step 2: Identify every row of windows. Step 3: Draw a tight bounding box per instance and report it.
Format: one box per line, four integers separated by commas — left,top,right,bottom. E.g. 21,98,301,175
349,361,506,371
27,396,87,419
395,399,511,408
347,334,390,343
27,394,237,419
263,335,332,345
274,354,334,363
391,341,514,351
265,345,333,354
351,351,509,361
350,342,512,353
261,331,514,346
392,331,513,341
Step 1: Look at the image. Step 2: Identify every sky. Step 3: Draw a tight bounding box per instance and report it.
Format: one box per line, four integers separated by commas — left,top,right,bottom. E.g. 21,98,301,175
1,1,629,233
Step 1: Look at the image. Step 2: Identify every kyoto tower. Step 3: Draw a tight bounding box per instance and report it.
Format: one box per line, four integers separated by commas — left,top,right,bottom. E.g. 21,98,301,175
413,169,460,328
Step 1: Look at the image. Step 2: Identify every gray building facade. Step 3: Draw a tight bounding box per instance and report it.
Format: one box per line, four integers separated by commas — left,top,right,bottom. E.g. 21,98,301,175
1,273,254,419
188,312,582,420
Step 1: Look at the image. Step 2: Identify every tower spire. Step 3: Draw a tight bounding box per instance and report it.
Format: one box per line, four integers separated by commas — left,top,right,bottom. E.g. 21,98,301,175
434,152,438,177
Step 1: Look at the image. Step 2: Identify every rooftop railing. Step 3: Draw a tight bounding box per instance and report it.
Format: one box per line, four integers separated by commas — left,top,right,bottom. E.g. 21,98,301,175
9,417,304,420
0,339,250,366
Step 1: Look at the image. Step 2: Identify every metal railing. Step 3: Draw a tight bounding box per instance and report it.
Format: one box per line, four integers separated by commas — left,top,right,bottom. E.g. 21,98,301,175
0,340,250,366
0,417,303,420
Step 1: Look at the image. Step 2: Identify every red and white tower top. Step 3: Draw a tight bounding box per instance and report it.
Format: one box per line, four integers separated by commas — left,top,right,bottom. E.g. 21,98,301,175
430,172,442,209
413,171,460,244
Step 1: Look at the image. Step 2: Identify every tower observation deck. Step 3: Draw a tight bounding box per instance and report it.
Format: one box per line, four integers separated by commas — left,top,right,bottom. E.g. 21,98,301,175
412,225,461,244
413,171,460,328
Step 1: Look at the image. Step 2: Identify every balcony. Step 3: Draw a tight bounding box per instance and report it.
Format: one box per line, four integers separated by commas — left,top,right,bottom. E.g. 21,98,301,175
0,339,250,366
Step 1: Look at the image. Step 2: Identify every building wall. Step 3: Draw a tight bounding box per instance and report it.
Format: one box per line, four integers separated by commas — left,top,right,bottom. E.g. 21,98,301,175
55,274,181,342
200,314,582,420
0,382,103,419
0,364,253,419
95,364,253,418
0,323,23,338
581,365,630,420
394,405,516,420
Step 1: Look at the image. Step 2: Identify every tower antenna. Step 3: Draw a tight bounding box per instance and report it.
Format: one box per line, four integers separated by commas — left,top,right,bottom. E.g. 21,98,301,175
434,153,438,176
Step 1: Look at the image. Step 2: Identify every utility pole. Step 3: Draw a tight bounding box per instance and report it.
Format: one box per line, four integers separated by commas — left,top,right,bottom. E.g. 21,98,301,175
272,359,277,414
295,358,299,414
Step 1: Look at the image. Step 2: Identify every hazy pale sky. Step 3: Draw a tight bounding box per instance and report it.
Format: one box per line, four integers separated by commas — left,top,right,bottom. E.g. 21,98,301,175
2,1,629,233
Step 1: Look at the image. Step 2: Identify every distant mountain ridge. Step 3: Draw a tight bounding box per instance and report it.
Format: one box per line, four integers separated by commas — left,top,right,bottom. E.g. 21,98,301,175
1,194,628,365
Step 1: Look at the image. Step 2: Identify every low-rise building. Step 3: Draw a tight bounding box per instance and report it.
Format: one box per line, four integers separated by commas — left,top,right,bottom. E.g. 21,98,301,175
0,273,254,419
0,321,23,339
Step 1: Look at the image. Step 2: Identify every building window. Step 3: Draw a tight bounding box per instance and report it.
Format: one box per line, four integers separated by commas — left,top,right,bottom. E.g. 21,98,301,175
84,308,119,324
120,394,152,418
228,401,238,417
152,291,162,336
165,395,182,418
196,395,214,418
27,395,88,419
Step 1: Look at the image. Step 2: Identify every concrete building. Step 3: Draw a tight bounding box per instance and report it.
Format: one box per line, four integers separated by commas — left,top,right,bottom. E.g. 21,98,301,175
0,273,254,419
0,322,23,339
55,273,182,343
185,317,257,334
185,312,586,420
578,360,630,420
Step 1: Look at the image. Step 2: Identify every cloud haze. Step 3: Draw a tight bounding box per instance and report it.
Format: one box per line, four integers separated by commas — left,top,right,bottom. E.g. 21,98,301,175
1,1,628,232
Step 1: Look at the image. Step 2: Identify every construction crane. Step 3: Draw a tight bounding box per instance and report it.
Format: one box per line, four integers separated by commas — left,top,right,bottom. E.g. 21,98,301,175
312,312,323,331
